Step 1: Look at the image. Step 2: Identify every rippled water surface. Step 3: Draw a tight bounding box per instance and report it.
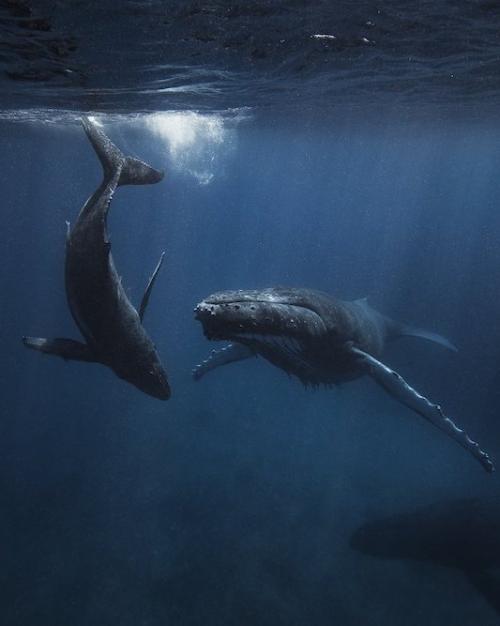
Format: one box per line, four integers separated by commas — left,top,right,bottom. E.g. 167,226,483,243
2,0,500,117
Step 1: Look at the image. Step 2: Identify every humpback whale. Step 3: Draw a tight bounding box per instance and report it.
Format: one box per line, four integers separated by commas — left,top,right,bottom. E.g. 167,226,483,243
350,498,500,616
193,287,493,471
23,118,170,400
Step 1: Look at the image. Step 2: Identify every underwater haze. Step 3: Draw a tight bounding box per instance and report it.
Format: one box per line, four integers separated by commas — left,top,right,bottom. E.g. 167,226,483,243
2,2,500,626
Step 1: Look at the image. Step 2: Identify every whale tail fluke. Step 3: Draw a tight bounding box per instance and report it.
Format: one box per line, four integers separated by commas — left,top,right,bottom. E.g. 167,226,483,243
395,323,458,352
81,116,164,187
354,299,458,352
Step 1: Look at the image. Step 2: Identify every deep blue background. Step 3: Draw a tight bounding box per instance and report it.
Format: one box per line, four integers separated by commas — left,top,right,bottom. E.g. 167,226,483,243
1,115,500,625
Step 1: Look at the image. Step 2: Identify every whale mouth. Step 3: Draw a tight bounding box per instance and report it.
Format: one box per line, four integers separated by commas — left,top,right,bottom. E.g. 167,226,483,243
194,300,300,341
194,293,331,382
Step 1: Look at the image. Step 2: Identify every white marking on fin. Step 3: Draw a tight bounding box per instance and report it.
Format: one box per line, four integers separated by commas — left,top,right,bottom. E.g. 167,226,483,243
192,343,255,380
351,347,494,473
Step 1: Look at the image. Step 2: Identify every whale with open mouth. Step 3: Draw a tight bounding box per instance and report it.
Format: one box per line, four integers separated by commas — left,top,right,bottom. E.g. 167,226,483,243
194,287,493,472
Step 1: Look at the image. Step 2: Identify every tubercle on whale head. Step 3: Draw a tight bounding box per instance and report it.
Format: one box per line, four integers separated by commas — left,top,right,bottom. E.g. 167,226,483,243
194,289,326,342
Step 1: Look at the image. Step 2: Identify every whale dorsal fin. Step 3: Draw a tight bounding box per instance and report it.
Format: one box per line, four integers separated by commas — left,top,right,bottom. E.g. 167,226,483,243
139,252,165,322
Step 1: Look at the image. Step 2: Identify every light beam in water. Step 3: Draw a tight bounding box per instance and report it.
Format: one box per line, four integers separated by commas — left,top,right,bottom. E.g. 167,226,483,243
144,111,234,185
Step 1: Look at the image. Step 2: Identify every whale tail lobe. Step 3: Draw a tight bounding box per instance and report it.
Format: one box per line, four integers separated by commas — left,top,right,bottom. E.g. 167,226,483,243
394,322,458,352
81,116,164,186
354,299,458,352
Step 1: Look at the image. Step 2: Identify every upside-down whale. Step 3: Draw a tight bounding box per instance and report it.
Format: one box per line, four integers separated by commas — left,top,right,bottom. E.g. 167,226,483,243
193,287,493,471
23,117,170,400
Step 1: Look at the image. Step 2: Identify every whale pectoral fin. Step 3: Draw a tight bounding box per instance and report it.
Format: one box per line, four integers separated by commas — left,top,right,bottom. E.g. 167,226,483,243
139,251,165,322
22,337,98,363
350,347,494,473
192,343,256,381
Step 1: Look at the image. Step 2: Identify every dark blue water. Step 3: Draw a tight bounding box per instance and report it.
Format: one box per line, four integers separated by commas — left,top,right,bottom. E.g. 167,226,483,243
3,2,500,625
1,115,500,625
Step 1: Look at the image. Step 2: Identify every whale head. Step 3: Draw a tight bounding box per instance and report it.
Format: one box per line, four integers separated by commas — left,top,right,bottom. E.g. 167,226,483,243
113,352,171,400
194,288,327,345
